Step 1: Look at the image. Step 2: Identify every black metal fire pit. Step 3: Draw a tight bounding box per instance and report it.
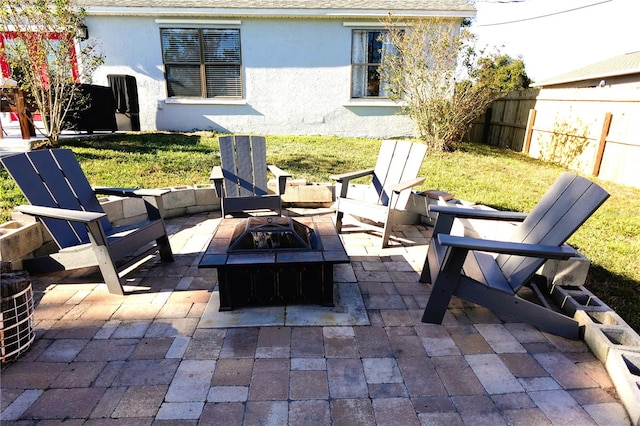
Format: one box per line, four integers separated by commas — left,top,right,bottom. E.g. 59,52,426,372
199,216,349,311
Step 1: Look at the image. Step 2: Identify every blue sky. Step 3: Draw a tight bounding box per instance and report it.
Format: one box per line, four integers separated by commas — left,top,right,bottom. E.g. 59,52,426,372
470,0,640,82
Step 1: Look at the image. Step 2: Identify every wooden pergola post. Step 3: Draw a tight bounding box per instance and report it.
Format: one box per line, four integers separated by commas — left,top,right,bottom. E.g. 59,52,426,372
15,89,36,140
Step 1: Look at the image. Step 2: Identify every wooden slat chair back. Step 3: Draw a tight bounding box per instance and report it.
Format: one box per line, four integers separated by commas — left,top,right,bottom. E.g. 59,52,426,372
497,172,610,291
220,135,269,198
367,140,425,207
211,135,291,216
3,149,112,248
1,149,174,295
331,140,427,248
419,172,609,339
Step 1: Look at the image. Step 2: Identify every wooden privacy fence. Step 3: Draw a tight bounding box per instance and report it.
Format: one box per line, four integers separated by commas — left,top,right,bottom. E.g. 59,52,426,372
469,88,640,188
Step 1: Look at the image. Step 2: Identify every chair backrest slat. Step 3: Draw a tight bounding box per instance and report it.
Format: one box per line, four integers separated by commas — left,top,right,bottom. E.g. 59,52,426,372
1,149,111,248
219,135,269,198
219,136,240,198
497,173,609,290
53,150,106,214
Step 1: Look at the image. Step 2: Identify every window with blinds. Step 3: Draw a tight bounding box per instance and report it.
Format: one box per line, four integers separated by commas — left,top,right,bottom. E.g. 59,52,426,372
160,28,242,98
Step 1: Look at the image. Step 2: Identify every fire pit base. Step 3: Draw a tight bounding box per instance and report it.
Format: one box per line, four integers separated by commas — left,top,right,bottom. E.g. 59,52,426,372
199,216,349,311
218,263,335,311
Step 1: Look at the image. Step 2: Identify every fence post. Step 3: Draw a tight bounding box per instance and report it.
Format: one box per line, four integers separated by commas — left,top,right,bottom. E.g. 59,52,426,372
481,107,492,145
523,109,537,154
593,112,613,177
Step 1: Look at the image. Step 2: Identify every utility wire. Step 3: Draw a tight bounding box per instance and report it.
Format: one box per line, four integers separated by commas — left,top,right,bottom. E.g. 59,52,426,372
477,0,613,26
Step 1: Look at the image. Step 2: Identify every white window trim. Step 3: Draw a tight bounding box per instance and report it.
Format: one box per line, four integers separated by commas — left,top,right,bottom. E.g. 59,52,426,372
343,21,405,28
343,99,405,107
160,26,243,99
163,98,247,106
155,19,241,26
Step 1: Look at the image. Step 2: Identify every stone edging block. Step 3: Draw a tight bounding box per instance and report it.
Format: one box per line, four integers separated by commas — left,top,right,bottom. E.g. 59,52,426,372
551,284,609,317
605,348,640,426
571,298,640,424
574,308,640,363
540,252,591,288
0,221,43,267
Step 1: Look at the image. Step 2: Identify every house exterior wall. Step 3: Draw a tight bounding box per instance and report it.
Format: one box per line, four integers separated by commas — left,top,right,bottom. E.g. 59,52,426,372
87,16,417,138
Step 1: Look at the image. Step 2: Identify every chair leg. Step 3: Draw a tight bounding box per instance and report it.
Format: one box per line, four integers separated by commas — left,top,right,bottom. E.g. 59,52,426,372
419,260,432,283
419,240,439,283
96,258,125,295
380,204,396,248
86,221,125,295
90,242,125,295
157,235,174,262
421,245,468,324
380,221,392,248
335,211,344,233
421,273,458,324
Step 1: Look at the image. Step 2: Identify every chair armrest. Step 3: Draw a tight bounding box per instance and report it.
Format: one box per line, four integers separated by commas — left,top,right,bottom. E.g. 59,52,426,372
93,187,169,221
93,186,169,198
329,168,375,183
131,188,170,197
267,165,292,179
15,205,106,223
209,166,224,198
209,166,223,182
429,205,528,222
438,234,576,260
388,177,426,194
268,165,291,195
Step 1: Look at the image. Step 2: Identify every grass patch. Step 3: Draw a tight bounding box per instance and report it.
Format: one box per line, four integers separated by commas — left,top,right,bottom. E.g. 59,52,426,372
1,132,639,332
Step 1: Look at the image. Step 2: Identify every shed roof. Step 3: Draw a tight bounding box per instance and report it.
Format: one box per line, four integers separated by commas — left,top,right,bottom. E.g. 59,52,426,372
533,51,640,87
76,0,476,18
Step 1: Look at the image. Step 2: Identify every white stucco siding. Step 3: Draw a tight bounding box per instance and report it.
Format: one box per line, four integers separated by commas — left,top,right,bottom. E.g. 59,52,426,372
87,16,167,130
88,16,416,137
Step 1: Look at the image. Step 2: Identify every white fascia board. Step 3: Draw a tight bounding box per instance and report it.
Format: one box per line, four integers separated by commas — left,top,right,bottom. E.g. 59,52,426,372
84,7,475,19
155,18,241,25
343,22,409,28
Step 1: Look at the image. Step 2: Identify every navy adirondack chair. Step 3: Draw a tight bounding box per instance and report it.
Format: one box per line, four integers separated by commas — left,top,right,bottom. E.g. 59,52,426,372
330,140,427,248
210,135,291,217
1,149,174,295
419,172,609,339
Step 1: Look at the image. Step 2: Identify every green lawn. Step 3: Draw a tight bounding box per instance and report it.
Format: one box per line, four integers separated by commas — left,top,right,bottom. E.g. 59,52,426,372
1,132,639,332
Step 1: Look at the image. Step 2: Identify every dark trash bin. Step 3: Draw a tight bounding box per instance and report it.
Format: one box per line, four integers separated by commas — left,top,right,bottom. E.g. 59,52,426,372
63,84,117,133
108,74,140,131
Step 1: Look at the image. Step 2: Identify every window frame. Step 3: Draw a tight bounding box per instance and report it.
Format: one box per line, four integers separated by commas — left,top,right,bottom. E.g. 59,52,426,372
350,29,396,100
160,27,243,99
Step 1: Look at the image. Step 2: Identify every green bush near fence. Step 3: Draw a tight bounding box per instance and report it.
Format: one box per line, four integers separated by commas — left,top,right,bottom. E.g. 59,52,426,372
1,132,638,332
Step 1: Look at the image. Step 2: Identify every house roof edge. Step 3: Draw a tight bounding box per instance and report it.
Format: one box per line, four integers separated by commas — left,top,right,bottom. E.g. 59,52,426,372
532,51,640,87
83,6,476,19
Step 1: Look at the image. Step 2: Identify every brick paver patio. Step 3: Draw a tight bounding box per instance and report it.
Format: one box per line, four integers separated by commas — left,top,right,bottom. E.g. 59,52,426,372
0,209,631,424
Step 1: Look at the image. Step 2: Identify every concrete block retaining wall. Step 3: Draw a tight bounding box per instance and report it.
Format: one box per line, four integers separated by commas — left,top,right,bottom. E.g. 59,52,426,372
0,221,43,270
606,349,640,426
0,181,330,266
575,307,640,426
